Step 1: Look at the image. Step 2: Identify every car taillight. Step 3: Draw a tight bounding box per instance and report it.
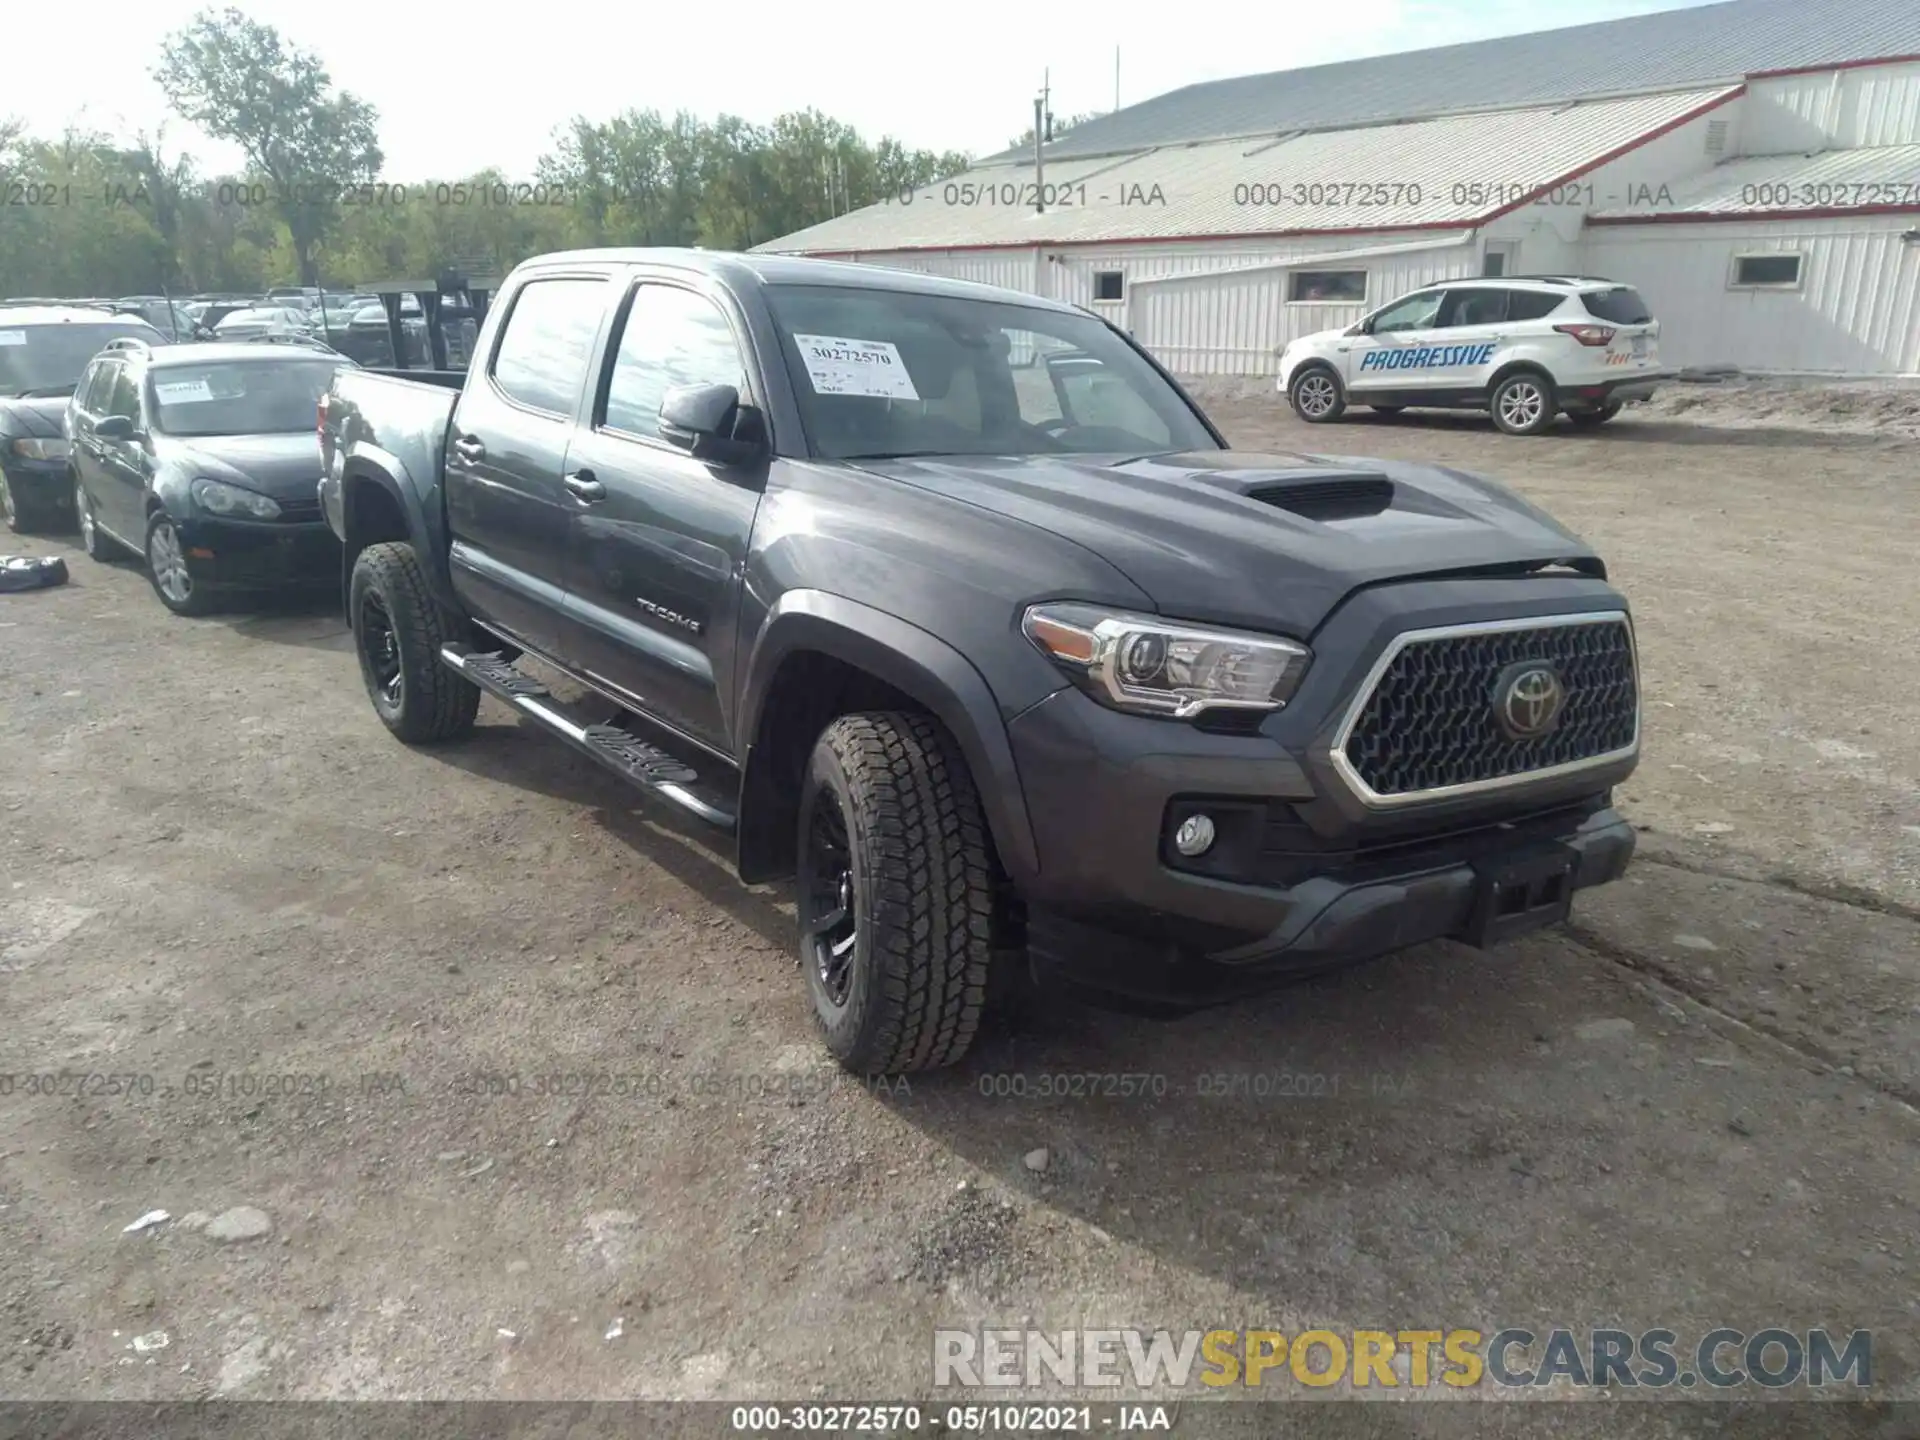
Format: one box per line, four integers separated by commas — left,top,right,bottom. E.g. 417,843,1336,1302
1554,323,1617,347
1551,324,1612,347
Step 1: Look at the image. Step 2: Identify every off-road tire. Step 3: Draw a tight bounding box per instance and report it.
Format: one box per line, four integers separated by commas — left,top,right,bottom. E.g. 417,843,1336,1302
798,711,995,1074
350,541,480,744
1288,363,1346,423
1489,369,1558,436
1568,402,1623,428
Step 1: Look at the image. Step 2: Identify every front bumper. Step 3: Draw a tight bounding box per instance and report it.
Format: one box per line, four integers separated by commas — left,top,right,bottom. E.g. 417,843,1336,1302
1,456,74,516
175,514,342,592
1001,576,1642,1006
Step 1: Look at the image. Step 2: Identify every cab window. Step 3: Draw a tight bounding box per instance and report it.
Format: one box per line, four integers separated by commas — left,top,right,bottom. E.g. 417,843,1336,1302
600,284,750,441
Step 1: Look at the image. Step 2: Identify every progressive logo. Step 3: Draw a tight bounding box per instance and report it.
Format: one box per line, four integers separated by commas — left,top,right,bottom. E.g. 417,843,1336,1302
1359,342,1498,372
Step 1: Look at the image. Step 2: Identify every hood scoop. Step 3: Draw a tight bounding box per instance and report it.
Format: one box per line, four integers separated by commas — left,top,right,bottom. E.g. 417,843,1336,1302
1243,471,1395,522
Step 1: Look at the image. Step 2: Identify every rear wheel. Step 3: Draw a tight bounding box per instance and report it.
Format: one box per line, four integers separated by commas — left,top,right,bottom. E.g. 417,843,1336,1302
75,476,124,561
1490,370,1557,436
796,711,996,1075
1288,364,1346,423
1568,402,1623,428
350,541,480,743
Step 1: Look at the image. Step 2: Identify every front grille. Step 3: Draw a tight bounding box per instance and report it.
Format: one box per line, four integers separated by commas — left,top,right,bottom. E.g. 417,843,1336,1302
276,497,323,523
1335,614,1638,801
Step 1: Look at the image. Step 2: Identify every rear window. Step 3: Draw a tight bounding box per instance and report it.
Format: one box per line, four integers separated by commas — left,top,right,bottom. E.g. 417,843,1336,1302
1504,290,1569,322
1579,287,1653,325
146,358,343,437
0,321,168,397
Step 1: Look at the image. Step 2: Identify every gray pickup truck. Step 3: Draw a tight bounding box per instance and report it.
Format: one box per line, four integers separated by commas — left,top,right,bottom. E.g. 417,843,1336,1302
318,248,1642,1074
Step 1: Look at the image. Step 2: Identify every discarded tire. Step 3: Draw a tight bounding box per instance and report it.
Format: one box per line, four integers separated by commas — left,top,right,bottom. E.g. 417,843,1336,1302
0,554,70,592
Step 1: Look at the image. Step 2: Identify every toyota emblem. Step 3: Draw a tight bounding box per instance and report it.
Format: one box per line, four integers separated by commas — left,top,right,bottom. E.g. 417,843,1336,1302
1493,662,1566,740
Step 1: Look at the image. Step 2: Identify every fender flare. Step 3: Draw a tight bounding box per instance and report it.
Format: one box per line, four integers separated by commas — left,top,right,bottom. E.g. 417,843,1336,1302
337,445,458,612
736,590,1041,884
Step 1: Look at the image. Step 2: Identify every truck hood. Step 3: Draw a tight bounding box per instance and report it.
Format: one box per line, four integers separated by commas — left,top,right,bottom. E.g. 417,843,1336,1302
158,432,326,501
850,450,1602,636
0,397,70,439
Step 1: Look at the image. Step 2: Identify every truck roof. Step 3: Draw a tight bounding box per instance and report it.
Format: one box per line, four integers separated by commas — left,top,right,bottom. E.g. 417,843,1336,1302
515,248,1084,315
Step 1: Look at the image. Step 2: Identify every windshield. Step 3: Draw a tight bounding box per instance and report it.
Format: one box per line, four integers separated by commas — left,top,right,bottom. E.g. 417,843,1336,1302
147,359,342,437
763,284,1217,460
0,321,168,396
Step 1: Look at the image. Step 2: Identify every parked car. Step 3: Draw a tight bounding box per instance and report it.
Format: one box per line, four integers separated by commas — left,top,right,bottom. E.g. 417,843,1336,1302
1279,275,1670,435
336,294,431,368
0,306,172,533
213,306,316,342
320,248,1643,1074
68,339,350,614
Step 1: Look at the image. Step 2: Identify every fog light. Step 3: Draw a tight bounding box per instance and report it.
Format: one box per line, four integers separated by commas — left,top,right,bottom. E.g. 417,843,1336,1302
1174,813,1216,857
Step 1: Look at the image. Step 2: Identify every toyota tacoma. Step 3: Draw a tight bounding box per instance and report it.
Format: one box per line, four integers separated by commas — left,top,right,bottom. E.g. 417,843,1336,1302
318,249,1642,1074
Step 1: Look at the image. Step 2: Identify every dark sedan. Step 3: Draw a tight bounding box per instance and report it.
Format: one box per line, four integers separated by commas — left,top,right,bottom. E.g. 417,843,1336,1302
68,341,352,614
0,307,171,533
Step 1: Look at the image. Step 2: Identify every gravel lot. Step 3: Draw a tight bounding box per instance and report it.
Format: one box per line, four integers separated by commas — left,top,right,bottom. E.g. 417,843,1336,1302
2,386,1917,1431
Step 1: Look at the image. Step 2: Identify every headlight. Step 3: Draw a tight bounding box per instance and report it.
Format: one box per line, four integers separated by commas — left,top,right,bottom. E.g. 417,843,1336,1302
1022,602,1311,719
190,477,281,520
10,437,69,461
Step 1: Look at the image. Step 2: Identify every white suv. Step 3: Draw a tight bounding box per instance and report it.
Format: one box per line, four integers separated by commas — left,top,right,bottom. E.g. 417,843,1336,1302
1278,276,1670,436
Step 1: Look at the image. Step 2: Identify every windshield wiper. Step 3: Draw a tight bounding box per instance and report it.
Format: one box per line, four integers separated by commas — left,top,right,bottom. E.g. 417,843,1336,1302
14,384,77,399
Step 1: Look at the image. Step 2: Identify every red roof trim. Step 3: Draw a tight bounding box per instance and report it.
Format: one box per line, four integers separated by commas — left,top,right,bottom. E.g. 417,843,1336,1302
1589,203,1920,225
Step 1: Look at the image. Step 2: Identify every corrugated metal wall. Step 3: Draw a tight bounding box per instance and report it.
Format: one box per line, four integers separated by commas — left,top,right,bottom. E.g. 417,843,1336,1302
1743,61,1920,152
1583,217,1920,373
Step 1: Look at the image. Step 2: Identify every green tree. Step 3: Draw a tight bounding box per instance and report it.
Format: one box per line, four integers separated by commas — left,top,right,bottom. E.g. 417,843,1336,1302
154,7,382,286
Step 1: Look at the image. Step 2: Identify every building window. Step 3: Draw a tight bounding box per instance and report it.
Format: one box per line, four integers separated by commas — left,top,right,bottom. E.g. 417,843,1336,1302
1093,271,1124,302
1731,253,1802,288
1288,270,1367,303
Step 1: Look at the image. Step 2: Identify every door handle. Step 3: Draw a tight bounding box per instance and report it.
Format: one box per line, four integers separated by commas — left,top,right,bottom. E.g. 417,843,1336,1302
563,469,605,503
451,434,485,463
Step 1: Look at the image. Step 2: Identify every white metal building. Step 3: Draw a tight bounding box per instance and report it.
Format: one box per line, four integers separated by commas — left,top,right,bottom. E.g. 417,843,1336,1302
757,0,1920,376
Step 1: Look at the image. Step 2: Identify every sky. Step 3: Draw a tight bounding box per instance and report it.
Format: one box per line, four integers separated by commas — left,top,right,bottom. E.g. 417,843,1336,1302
7,0,1724,178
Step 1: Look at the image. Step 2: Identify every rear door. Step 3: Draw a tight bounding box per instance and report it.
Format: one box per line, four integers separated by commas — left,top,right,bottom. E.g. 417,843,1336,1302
444,270,613,660
1420,287,1512,395
1579,285,1661,376
1344,289,1446,395
560,274,766,754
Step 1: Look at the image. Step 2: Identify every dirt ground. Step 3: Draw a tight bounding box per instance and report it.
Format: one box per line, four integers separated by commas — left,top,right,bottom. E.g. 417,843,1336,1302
2,384,1917,1433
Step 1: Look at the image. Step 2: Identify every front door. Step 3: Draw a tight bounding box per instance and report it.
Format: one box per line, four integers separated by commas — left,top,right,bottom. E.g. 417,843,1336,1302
1344,289,1446,395
561,278,765,754
96,362,153,538
445,272,612,660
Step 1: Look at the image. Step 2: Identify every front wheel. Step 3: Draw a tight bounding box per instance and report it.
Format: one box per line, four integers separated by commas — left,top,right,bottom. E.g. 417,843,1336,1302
1288,364,1346,423
145,512,216,615
1568,402,1623,428
350,541,479,743
797,712,997,1075
1489,371,1558,436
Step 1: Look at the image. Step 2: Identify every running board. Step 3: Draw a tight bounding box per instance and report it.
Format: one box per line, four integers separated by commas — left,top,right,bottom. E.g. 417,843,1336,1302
441,645,736,831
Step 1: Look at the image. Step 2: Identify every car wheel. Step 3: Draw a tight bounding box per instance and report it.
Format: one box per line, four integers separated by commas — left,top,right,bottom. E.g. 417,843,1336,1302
1490,371,1557,436
74,476,122,561
1288,364,1346,423
1568,402,1623,428
145,512,216,615
1369,404,1406,415
350,541,480,744
797,711,996,1075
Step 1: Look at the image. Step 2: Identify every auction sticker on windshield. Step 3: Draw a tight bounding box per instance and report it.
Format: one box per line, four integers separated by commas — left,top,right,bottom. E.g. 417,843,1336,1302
155,379,214,404
0,331,26,346
793,334,920,401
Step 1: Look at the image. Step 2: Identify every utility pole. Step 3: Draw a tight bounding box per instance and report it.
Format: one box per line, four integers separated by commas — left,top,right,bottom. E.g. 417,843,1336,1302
1033,70,1051,214
1115,47,1121,111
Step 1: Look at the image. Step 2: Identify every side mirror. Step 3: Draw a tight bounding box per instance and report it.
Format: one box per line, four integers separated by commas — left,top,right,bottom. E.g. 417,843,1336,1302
658,383,764,464
94,415,136,440
1346,319,1372,337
